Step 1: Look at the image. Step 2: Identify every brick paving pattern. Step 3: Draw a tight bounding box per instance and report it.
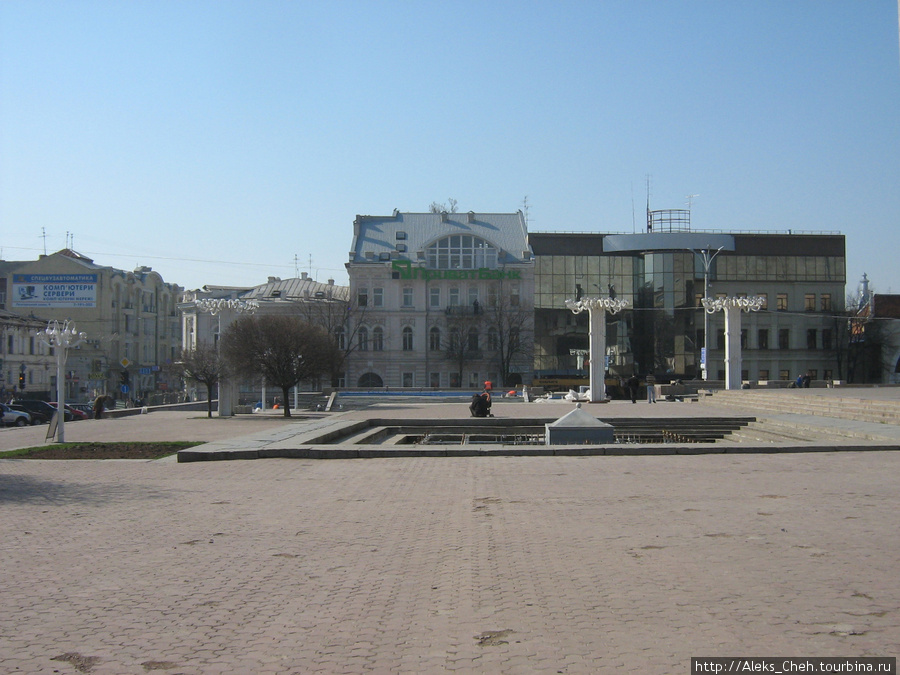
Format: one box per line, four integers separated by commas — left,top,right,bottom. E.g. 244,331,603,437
1,393,898,673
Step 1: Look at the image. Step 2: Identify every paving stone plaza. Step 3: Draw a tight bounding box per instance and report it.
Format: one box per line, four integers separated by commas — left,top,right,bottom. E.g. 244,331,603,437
1,390,898,673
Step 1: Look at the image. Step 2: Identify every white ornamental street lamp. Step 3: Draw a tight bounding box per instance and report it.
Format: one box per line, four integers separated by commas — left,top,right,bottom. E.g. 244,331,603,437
701,295,765,390
565,296,630,402
192,298,258,416
690,246,724,380
37,320,87,443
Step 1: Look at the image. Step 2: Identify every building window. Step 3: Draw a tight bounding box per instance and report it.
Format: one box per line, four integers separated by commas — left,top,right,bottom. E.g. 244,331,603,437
807,329,817,350
741,329,748,350
429,287,441,308
449,287,460,306
758,293,768,310
510,327,520,350
696,329,705,350
372,326,384,351
758,329,769,350
822,328,832,351
402,326,414,351
778,329,790,350
820,294,832,312
488,284,499,307
402,287,413,308
468,287,479,307
357,287,368,307
429,326,441,351
430,372,440,388
373,287,384,308
467,328,479,351
426,235,498,269
510,286,520,307
487,327,499,351
823,369,832,381
716,329,725,350
776,293,788,311
357,326,369,351
402,372,414,387
759,369,769,381
804,294,816,312
779,369,790,381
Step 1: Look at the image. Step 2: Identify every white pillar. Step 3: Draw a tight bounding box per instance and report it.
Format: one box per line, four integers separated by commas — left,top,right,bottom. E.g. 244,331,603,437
724,305,742,390
566,296,630,403
588,309,607,402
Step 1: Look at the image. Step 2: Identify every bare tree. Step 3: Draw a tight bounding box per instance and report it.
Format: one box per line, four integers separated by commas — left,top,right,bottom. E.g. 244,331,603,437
443,310,483,387
220,315,339,417
171,341,226,418
429,198,458,213
293,298,367,387
483,286,534,386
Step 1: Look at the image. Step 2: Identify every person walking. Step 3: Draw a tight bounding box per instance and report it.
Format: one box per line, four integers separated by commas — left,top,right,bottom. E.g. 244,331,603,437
626,375,639,404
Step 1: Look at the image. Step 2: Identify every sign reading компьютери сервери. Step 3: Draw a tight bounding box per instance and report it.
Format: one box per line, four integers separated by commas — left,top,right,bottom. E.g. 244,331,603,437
12,274,98,308
391,261,521,281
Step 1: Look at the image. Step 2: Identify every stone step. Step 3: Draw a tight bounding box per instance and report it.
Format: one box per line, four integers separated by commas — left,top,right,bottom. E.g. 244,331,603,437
702,391,900,425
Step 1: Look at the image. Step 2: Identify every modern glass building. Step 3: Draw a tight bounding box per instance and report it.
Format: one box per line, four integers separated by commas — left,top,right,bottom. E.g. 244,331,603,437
530,217,846,388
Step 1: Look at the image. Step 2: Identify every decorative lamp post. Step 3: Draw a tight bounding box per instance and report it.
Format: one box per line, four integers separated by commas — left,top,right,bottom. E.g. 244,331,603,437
565,296,630,402
37,320,87,443
701,295,765,390
193,298,258,417
691,247,724,380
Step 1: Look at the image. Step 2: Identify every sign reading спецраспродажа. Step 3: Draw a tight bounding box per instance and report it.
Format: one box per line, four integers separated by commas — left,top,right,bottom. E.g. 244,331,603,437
12,274,98,308
391,261,520,281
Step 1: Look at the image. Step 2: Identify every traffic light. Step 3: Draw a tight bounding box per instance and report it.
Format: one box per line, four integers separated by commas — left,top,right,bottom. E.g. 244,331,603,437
18,372,25,390
120,370,130,386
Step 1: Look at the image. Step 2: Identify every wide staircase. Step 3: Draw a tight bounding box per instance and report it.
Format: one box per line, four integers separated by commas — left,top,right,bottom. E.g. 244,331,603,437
702,389,900,426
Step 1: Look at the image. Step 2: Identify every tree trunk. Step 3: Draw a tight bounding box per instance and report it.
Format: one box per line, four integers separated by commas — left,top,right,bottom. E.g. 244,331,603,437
281,385,292,417
206,383,214,418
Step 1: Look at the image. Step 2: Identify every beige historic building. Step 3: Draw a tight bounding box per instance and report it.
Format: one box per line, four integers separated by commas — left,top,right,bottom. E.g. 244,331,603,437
0,249,183,403
345,210,535,389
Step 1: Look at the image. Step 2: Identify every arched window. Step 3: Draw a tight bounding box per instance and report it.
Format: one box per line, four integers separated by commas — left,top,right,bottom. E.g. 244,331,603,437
402,326,414,351
358,326,369,351
429,326,441,351
426,235,498,269
358,372,383,388
372,326,384,351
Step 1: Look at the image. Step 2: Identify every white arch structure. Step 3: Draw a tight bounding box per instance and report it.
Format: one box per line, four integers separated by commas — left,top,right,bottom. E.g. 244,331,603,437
192,298,258,416
701,296,765,390
565,296,630,402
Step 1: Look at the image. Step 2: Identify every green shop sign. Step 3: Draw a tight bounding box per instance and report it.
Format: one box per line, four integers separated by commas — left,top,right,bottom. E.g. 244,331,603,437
392,261,521,281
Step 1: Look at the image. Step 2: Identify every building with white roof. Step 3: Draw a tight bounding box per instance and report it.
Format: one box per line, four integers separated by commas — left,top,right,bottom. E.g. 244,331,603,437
345,210,535,389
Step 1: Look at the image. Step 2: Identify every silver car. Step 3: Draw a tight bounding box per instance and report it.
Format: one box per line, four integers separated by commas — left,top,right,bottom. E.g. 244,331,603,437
1,403,32,427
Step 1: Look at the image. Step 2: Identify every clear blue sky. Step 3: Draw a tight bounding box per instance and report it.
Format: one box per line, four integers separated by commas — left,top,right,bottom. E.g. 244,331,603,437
2,1,898,296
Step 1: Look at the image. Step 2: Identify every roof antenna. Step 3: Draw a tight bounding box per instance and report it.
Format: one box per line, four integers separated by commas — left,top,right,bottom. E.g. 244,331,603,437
41,227,48,255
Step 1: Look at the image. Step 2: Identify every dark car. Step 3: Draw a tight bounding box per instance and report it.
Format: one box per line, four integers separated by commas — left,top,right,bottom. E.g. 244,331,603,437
14,399,72,423
9,403,49,424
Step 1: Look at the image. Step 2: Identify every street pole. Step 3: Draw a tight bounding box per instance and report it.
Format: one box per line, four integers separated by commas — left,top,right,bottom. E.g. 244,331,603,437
692,247,723,381
37,321,87,443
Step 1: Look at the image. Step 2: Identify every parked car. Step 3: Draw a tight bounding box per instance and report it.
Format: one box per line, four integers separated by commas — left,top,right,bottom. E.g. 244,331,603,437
69,403,94,418
9,403,49,424
51,403,88,421
13,399,71,423
1,403,32,427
